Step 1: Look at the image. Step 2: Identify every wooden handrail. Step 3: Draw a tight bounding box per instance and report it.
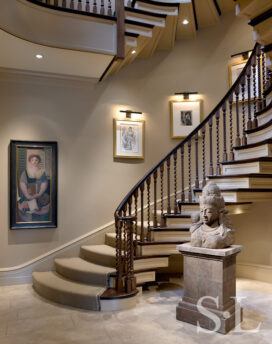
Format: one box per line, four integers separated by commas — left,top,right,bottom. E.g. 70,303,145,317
114,42,272,293
115,44,259,218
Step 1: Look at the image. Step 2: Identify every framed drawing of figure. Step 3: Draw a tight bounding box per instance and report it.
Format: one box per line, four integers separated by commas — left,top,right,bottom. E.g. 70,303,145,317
170,100,203,139
113,119,144,159
10,140,58,229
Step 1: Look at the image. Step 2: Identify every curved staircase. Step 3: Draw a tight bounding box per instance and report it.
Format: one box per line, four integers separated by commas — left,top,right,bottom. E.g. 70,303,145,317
32,0,272,311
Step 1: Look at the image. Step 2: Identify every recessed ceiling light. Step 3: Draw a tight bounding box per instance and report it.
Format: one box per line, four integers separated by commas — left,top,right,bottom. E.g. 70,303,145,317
182,19,189,25
35,54,43,59
131,50,136,55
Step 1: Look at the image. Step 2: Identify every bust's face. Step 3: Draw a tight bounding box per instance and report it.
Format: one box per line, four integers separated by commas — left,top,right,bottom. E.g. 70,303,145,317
201,205,219,226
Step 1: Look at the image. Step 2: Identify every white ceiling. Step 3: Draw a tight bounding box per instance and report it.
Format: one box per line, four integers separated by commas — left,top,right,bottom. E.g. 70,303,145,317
0,29,114,80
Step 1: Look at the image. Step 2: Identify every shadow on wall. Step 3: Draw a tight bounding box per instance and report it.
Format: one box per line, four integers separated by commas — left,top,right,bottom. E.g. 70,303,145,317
8,227,58,245
113,158,145,164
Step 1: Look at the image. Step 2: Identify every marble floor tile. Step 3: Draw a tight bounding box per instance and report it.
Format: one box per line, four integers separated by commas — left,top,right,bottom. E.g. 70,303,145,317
0,278,271,344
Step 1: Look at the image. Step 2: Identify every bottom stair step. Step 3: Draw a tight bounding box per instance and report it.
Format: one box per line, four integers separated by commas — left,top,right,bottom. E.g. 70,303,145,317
33,271,138,312
33,271,105,311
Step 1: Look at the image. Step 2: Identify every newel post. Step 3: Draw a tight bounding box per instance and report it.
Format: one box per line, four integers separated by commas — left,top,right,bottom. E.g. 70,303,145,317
116,0,125,59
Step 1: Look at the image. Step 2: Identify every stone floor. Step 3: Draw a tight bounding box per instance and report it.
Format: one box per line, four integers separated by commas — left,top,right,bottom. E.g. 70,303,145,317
0,277,272,344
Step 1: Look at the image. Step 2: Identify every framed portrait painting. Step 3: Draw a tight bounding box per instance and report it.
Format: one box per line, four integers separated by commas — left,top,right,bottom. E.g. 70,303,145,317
10,140,58,229
113,119,144,159
170,100,203,139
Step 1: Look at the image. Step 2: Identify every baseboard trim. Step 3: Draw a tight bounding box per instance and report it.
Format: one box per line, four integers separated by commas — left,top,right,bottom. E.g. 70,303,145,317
237,262,272,284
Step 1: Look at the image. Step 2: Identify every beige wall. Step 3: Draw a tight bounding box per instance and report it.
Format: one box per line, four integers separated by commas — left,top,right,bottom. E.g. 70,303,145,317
0,12,258,268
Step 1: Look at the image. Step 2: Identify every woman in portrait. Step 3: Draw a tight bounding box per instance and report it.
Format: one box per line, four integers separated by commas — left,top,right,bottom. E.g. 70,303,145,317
18,153,50,222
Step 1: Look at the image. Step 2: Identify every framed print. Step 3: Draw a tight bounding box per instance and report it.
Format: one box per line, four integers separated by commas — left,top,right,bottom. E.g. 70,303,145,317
114,119,144,159
229,59,260,101
170,100,203,139
10,140,58,229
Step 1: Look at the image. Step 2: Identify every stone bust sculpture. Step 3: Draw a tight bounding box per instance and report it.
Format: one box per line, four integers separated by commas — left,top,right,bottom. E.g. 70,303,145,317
190,182,235,249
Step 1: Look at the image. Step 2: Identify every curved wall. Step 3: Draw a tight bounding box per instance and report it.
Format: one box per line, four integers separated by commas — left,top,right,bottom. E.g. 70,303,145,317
0,12,264,271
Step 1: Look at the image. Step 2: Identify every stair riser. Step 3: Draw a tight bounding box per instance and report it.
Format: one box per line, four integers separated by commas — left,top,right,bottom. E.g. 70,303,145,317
234,144,272,160
105,233,138,248
207,177,272,189
135,3,179,16
125,25,153,37
181,204,252,215
153,232,190,242
125,14,165,28
257,108,272,126
247,125,272,145
166,217,191,226
135,271,156,285
195,190,272,203
134,257,169,270
138,244,179,256
100,296,138,312
222,161,272,175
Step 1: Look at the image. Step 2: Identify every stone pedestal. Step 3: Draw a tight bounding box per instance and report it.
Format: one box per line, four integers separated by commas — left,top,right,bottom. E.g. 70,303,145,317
176,243,243,334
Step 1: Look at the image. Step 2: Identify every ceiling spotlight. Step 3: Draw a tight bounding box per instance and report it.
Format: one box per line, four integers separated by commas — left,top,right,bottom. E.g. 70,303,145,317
131,50,136,55
35,54,43,59
182,19,189,25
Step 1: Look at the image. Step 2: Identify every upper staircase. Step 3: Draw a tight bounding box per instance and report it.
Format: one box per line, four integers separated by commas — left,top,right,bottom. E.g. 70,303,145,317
0,0,235,81
32,0,272,311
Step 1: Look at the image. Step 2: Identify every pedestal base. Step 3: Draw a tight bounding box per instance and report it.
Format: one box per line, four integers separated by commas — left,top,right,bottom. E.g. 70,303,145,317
176,300,242,334
176,243,243,334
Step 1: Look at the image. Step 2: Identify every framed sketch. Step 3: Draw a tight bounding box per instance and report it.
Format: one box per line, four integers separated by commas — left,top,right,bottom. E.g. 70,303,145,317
229,59,260,101
114,119,144,159
10,140,58,229
170,100,203,139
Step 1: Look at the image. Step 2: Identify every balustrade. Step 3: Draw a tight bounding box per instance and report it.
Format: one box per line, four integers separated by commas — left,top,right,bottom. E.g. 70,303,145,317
114,44,272,293
24,0,272,293
36,0,132,15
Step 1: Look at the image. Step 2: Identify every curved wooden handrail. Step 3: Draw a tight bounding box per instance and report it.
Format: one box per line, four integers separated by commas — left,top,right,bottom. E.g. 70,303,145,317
113,42,272,294
115,43,259,218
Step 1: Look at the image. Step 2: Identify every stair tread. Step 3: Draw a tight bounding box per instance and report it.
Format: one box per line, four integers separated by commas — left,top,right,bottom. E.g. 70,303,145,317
164,213,191,218
221,157,272,165
133,0,180,8
55,257,115,275
245,119,272,134
207,173,272,179
33,271,104,295
125,6,167,18
194,188,272,193
178,201,252,205
233,139,272,151
138,240,190,245
153,226,190,231
81,244,116,257
125,18,154,28
256,101,272,117
154,225,191,230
